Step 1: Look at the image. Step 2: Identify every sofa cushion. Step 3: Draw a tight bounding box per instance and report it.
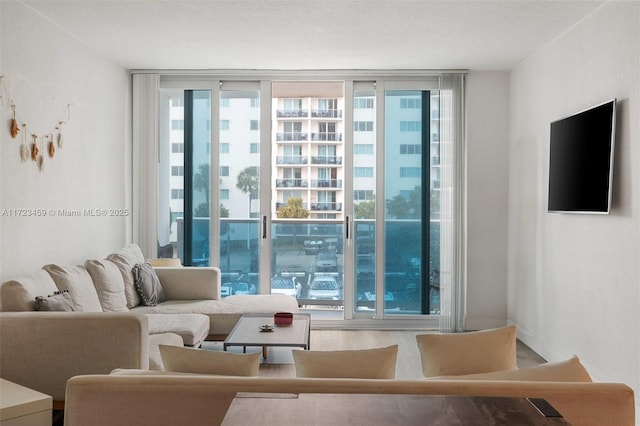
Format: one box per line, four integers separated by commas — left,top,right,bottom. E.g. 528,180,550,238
415,325,517,377
292,345,398,379
0,269,59,311
35,290,75,311
130,295,301,336
107,244,146,309
148,333,184,371
430,355,593,382
133,263,165,306
43,264,103,312
159,345,261,376
146,313,209,347
85,259,128,312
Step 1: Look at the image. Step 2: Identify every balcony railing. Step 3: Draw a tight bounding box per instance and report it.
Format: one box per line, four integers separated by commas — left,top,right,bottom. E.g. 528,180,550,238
277,109,308,118
310,179,342,189
275,179,309,188
277,132,308,141
311,132,342,142
310,202,343,211
311,109,343,118
311,156,342,165
276,156,308,165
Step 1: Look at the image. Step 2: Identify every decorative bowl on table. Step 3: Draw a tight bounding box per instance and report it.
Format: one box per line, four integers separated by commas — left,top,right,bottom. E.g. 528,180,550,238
274,312,293,325
259,324,274,332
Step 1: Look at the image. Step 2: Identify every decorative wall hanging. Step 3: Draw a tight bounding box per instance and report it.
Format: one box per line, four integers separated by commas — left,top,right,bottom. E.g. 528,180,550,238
48,134,55,158
11,103,19,138
38,136,45,172
3,75,72,171
56,121,64,148
31,134,39,161
19,124,29,162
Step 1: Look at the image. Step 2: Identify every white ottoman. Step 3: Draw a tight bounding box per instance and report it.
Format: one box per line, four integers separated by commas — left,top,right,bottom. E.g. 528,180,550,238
146,314,210,347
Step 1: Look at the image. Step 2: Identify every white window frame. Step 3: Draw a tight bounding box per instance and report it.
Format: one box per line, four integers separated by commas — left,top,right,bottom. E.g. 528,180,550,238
137,72,465,331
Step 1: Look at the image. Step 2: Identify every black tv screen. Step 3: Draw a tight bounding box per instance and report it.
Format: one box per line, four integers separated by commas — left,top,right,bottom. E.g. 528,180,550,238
548,99,616,214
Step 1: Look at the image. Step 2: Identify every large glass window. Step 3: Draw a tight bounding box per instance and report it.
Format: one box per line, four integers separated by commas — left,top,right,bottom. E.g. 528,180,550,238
383,90,440,315
353,86,377,314
158,89,212,265
153,74,459,326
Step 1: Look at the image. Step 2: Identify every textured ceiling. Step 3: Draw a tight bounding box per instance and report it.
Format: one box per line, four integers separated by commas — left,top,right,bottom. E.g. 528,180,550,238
22,0,605,71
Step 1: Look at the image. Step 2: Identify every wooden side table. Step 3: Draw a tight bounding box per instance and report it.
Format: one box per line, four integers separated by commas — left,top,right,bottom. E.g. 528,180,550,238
0,379,52,426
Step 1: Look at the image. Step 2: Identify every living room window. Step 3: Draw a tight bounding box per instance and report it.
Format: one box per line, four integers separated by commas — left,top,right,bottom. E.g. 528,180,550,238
145,72,465,329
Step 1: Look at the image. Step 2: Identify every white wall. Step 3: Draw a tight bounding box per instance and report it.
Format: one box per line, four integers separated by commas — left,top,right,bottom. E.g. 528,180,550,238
509,0,639,395
0,2,131,281
465,72,510,330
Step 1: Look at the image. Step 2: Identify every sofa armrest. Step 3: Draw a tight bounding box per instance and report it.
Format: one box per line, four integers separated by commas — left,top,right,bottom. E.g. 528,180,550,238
0,312,149,401
153,267,221,301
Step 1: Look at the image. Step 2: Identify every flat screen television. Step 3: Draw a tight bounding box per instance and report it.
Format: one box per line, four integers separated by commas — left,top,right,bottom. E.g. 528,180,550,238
547,99,616,214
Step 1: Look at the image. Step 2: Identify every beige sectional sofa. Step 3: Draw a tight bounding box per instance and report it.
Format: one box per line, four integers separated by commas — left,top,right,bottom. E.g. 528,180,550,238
63,373,635,426
0,244,298,402
0,244,299,339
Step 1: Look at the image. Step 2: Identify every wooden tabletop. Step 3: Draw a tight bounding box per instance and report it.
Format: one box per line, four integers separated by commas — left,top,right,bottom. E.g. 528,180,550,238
223,313,311,350
221,393,570,425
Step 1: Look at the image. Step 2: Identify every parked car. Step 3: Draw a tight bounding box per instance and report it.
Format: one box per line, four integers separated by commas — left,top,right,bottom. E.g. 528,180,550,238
270,274,301,298
221,282,234,297
356,254,375,276
308,274,341,300
316,249,338,272
220,271,242,297
232,281,257,295
221,274,257,297
304,239,324,255
237,273,259,290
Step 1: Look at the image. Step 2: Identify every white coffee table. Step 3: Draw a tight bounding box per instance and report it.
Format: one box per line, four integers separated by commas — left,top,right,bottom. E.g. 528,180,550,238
223,313,310,359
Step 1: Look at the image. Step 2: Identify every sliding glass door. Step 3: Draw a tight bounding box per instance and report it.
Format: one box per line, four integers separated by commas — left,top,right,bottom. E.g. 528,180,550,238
382,89,440,316
154,74,456,327
158,89,212,266
351,83,440,319
271,81,345,320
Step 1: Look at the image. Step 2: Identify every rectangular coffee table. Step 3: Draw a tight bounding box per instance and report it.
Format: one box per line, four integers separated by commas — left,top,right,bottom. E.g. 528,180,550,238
223,313,311,359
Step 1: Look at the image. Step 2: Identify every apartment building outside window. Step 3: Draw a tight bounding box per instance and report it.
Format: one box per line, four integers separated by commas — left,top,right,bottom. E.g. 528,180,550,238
153,75,464,327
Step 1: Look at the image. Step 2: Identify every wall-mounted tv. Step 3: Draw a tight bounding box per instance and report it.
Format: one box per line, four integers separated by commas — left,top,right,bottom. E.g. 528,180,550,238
547,99,616,214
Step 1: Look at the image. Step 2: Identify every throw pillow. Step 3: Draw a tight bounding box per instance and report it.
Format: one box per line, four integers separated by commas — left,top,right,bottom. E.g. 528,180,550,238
84,259,128,312
292,345,398,379
149,333,184,371
42,264,103,312
429,355,592,382
159,345,261,376
415,325,517,377
132,263,165,306
107,244,146,308
35,290,75,311
0,269,59,311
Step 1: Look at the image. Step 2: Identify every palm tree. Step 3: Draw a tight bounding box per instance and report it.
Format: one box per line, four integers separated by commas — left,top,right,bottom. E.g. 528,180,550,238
193,163,210,207
276,197,309,246
236,166,259,216
276,197,309,218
